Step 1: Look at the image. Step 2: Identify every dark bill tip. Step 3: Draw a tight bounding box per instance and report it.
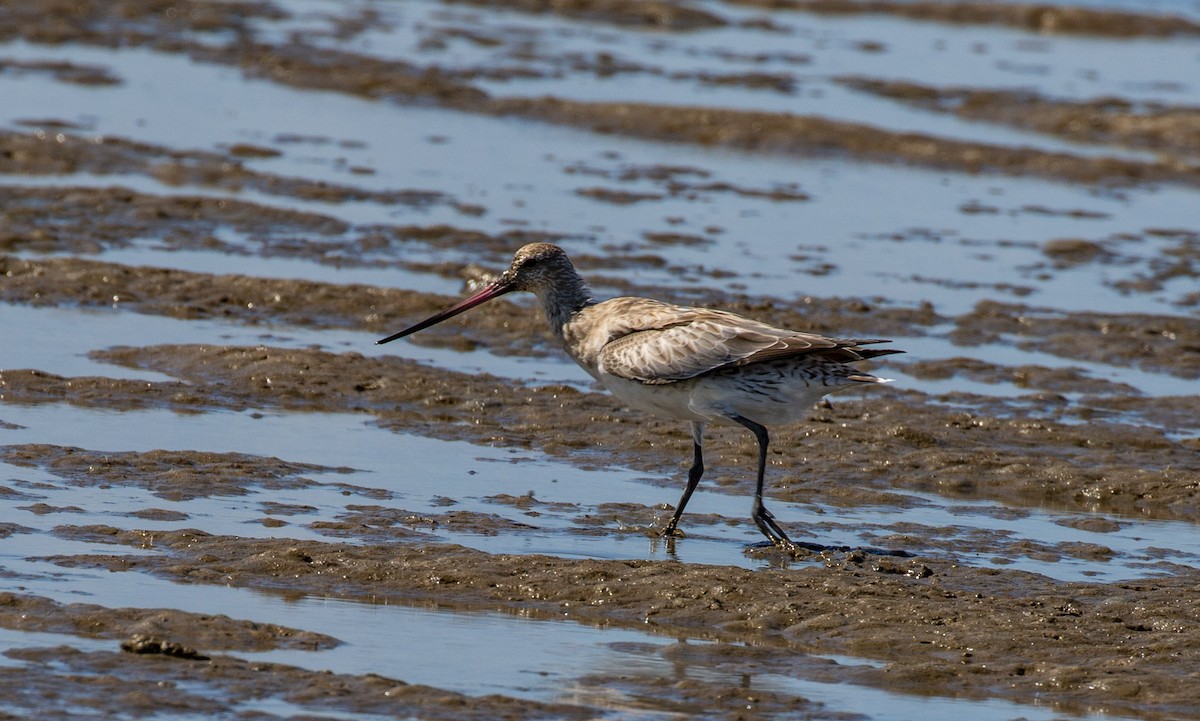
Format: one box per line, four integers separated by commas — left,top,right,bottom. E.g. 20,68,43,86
375,279,512,345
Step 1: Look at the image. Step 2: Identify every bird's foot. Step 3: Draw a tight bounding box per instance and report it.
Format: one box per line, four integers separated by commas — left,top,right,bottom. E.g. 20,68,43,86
752,503,795,549
660,524,686,539
772,536,798,554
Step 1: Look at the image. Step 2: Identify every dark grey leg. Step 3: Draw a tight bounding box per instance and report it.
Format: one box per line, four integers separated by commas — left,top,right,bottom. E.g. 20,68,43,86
730,414,794,548
663,422,704,537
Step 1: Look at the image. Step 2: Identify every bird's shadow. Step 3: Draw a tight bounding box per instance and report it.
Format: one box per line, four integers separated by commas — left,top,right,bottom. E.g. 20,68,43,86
798,540,912,558
748,540,914,560
655,532,915,562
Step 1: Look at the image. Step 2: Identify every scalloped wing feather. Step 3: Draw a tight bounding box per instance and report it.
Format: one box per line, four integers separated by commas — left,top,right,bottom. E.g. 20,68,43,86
596,307,857,384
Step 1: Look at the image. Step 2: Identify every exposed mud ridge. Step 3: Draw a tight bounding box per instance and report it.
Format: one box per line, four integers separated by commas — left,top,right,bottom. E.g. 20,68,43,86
0,443,1167,563
840,77,1200,155
0,644,594,721
0,2,481,103
968,227,1200,302
901,356,1141,396
313,504,546,541
0,592,338,652
4,4,1199,189
3,344,1198,522
38,525,1200,720
5,0,1198,44
0,129,469,209
0,185,570,273
0,180,801,286
444,0,728,30
482,97,1200,187
0,445,356,501
0,185,351,256
0,254,940,352
216,41,491,106
953,301,1200,379
574,178,811,206
0,0,286,46
721,0,1200,37
9,251,1197,380
0,57,121,86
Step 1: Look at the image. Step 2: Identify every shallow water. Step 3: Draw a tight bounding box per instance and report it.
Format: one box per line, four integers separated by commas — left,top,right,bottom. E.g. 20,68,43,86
3,0,1199,718
5,397,1196,584
5,35,1199,316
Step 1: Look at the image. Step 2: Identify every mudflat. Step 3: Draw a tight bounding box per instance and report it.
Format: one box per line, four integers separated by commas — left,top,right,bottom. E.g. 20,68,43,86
2,1,1199,719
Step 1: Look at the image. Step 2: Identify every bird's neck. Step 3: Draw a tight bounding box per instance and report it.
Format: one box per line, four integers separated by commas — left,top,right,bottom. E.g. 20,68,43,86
537,275,595,340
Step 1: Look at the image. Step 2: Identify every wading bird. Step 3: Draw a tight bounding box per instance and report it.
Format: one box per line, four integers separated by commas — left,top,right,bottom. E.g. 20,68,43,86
377,243,901,549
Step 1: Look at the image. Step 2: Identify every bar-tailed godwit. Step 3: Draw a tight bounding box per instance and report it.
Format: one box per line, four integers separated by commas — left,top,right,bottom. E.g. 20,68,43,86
377,243,901,549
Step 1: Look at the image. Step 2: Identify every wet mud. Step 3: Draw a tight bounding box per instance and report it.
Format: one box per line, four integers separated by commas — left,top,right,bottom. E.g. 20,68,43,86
33,525,1200,720
840,77,1200,155
3,0,1200,719
4,0,1199,191
1,644,595,721
5,247,1198,381
0,130,470,209
445,0,729,31
482,97,1200,187
0,58,120,86
3,343,1198,525
0,445,356,501
721,0,1200,37
0,592,337,652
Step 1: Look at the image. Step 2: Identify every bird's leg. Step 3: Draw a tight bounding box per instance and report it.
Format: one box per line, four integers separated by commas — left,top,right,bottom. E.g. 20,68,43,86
730,415,795,549
663,422,705,537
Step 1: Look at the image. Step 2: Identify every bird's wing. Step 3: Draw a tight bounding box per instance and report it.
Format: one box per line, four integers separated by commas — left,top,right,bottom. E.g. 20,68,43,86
597,307,846,385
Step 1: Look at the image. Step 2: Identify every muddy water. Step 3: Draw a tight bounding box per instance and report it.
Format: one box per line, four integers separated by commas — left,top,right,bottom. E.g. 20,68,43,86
3,1,1200,719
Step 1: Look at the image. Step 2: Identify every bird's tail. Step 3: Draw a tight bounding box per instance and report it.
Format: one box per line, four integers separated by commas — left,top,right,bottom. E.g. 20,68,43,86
843,339,905,362
847,373,894,384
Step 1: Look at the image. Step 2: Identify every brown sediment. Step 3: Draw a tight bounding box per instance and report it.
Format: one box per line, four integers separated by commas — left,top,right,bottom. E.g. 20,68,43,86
0,58,121,85
684,69,797,93
840,77,1200,155
952,300,1200,379
0,253,940,353
573,168,812,206
0,130,465,208
0,445,357,501
36,526,1200,719
1041,238,1114,266
901,356,1140,395
442,0,728,30
315,505,545,540
0,0,286,46
721,0,1200,38
1,644,597,721
643,231,714,247
0,185,351,256
0,253,560,357
1079,395,1200,439
12,250,1199,381
3,343,1198,523
0,0,478,104
129,508,190,521
575,187,665,204
214,41,490,105
687,181,810,202
1109,228,1200,298
0,185,574,274
2,1,1200,717
0,592,338,652
479,96,1200,187
575,671,827,718
5,0,1196,45
2,4,1197,189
